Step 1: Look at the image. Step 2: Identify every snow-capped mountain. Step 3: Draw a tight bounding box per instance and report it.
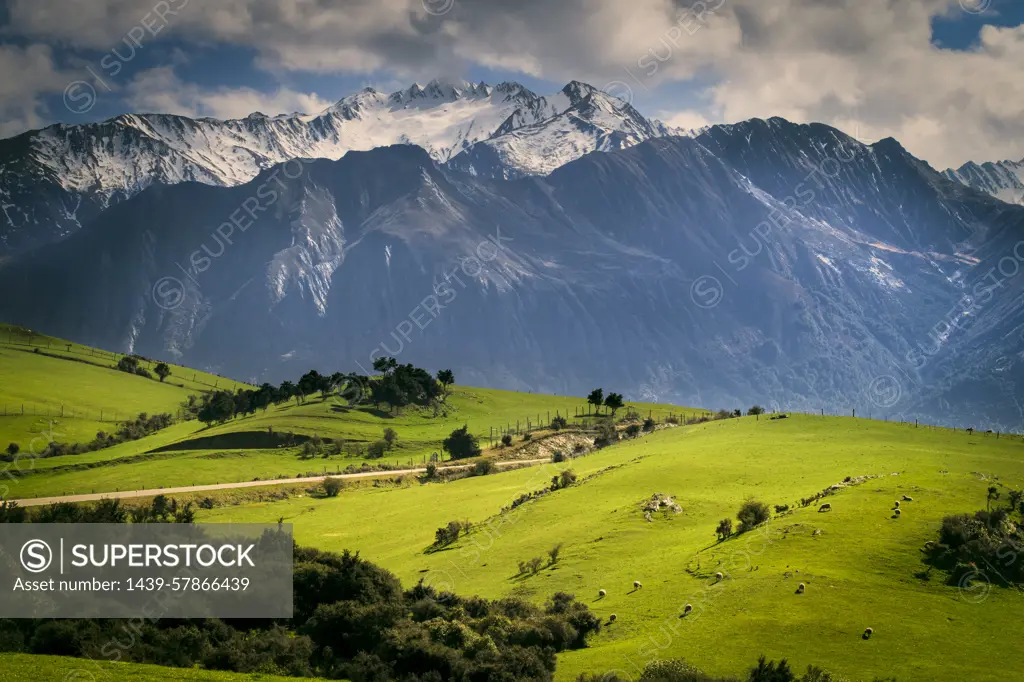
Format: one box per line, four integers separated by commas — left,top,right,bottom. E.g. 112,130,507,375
943,158,1024,205
0,78,676,253
2,120,1022,429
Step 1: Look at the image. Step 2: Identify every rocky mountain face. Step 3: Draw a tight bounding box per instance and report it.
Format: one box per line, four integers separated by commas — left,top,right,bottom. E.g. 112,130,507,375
1,119,1021,429
0,79,680,254
944,158,1024,206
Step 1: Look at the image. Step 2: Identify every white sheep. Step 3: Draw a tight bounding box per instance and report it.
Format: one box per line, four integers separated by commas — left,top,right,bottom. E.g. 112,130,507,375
633,580,642,589
714,572,724,582
609,614,617,622
683,604,693,615
894,500,900,509
863,627,873,639
796,582,806,594
894,509,901,517
903,495,914,501
599,589,607,597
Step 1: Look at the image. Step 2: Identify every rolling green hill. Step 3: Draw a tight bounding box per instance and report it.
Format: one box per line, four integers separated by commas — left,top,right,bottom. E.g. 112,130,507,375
1,329,698,503
200,414,1024,682
0,323,248,451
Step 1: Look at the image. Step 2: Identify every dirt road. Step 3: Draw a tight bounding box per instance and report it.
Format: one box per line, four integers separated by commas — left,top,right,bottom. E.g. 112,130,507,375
11,458,555,507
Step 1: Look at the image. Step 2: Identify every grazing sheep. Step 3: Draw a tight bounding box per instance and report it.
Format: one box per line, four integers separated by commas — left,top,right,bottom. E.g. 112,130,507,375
634,580,642,589
863,627,873,640
924,540,935,550
609,614,617,622
818,503,832,513
903,495,914,501
894,509,901,517
599,589,607,597
714,572,724,582
796,582,806,594
683,604,693,615
894,500,900,508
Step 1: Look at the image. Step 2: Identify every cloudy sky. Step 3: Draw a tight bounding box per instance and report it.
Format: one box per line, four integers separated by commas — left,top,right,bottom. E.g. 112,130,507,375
1,0,1022,169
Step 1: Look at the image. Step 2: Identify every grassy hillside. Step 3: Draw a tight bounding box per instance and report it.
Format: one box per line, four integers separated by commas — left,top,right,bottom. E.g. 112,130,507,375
9,379,699,499
201,414,1024,682
0,653,325,681
0,323,248,450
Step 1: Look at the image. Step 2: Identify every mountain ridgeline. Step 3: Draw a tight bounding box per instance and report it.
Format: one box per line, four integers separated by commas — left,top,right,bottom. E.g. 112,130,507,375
1,113,1022,429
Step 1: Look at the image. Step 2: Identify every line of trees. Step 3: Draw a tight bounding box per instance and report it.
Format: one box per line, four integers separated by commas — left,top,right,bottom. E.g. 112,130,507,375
586,388,624,416
188,360,455,425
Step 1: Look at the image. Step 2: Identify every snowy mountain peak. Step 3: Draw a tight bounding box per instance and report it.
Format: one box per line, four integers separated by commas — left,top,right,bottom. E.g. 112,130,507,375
944,157,1024,205
562,80,599,105
0,76,685,252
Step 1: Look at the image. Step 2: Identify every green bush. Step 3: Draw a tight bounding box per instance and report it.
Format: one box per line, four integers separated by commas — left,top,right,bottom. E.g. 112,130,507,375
473,459,495,476
501,434,513,446
737,499,771,533
551,414,568,430
367,440,388,459
323,477,343,497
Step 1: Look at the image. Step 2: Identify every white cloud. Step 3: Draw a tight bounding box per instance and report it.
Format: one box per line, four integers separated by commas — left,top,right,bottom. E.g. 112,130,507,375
0,44,73,138
125,66,333,119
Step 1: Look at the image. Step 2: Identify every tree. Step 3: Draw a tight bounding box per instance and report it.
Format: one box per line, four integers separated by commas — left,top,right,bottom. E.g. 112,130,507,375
437,369,455,396
442,425,481,460
278,381,296,405
367,440,388,459
737,499,771,533
748,655,795,682
987,485,1000,510
154,362,171,382
116,355,140,374
372,356,398,376
747,405,765,416
603,392,624,416
587,388,604,415
198,391,236,425
715,518,733,542
382,427,398,450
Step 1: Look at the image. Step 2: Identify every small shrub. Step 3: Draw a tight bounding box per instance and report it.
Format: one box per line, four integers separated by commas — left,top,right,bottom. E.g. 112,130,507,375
473,459,495,476
522,432,532,441
434,520,471,547
551,469,577,491
737,499,771,533
624,423,641,438
527,556,544,574
550,415,568,430
323,477,343,497
774,504,790,514
593,420,618,448
548,543,563,565
382,427,398,450
501,434,513,447
198,497,215,510
573,443,586,454
747,405,765,416
5,443,18,457
642,417,656,432
367,440,388,459
425,462,438,479
552,450,567,463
